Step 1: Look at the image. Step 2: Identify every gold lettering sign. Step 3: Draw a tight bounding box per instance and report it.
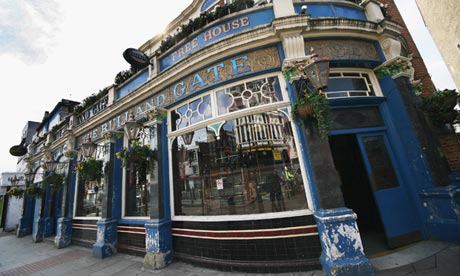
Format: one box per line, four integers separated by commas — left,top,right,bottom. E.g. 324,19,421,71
81,47,281,142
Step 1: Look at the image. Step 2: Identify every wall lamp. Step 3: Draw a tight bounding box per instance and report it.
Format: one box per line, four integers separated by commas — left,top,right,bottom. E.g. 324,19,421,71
124,112,141,141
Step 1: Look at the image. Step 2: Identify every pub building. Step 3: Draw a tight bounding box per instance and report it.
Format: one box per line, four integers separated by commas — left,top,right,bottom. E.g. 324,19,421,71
11,1,460,275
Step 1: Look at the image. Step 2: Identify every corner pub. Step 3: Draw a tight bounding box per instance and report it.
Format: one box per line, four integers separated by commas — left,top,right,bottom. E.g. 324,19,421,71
9,1,460,275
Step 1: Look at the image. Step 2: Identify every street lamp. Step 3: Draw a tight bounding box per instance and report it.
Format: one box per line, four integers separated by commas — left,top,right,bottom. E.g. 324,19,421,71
302,59,330,92
124,112,141,141
42,158,60,173
81,136,98,160
24,172,35,184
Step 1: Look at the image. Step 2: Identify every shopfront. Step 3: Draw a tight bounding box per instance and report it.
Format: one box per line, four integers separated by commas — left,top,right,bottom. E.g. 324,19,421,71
13,1,460,275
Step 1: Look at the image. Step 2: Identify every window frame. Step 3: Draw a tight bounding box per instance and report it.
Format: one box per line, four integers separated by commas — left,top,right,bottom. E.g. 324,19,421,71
324,69,382,99
168,73,315,222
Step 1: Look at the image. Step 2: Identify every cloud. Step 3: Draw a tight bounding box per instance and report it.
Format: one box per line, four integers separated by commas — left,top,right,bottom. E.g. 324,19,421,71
0,0,62,64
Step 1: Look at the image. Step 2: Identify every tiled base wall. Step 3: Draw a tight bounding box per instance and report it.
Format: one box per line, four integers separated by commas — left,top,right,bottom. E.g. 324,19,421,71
117,224,146,257
172,215,322,273
71,220,97,248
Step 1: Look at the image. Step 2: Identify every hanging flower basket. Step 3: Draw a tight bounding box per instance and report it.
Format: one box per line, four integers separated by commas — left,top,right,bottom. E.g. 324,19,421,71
292,91,331,139
116,140,156,170
76,158,104,181
24,184,44,198
296,103,315,120
64,149,79,159
43,172,65,194
6,186,25,198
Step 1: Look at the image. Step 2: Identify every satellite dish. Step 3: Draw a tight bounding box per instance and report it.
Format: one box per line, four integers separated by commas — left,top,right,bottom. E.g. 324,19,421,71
10,145,27,157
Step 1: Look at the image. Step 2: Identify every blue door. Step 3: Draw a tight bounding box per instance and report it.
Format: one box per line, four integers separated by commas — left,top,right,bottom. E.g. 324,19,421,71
357,133,421,248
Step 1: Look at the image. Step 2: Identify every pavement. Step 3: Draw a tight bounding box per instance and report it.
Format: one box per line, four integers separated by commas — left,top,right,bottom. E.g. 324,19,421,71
0,230,459,276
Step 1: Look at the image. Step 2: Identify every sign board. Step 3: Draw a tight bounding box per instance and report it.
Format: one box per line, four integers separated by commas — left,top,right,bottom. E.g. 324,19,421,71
9,145,27,156
1,173,26,187
216,178,224,190
123,48,151,69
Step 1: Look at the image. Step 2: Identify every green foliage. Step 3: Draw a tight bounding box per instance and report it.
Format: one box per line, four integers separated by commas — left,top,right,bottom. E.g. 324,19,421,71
6,186,24,198
159,0,255,54
72,87,110,116
6,184,44,198
375,63,403,79
76,158,104,181
116,140,156,173
64,149,79,159
43,172,64,194
24,184,44,198
114,65,140,86
292,91,331,139
421,89,459,126
6,174,62,198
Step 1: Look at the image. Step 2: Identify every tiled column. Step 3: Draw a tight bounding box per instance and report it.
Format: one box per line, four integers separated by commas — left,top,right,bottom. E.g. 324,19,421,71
32,195,45,243
43,183,55,238
93,132,118,258
17,196,35,237
279,47,373,274
55,159,73,248
143,118,173,270
17,158,35,237
315,208,374,276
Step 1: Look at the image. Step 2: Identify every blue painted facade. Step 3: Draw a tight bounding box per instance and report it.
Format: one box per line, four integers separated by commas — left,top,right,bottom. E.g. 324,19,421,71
13,1,460,275
116,70,149,100
294,3,367,20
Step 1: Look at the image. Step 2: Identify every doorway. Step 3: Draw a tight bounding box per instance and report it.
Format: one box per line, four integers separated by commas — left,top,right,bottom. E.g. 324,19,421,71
329,134,389,255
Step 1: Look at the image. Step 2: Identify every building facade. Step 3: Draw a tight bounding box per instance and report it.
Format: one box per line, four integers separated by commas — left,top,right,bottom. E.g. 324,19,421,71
415,0,460,90
8,1,460,275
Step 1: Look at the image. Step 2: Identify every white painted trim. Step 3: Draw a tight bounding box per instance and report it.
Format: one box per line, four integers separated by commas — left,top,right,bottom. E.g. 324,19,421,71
172,209,313,222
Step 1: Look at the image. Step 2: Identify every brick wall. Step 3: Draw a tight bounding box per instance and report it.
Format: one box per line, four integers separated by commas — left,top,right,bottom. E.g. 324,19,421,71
380,0,435,97
438,133,460,172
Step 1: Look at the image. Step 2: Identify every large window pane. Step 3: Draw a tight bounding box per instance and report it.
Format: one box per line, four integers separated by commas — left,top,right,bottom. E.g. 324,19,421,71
123,128,157,217
172,110,307,216
75,158,104,217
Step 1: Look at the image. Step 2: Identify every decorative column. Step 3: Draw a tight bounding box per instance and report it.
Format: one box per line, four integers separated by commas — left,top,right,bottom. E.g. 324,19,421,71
304,108,372,276
32,168,46,243
143,108,173,270
33,146,53,243
93,131,119,258
282,54,373,275
55,134,76,248
17,157,35,237
315,209,374,276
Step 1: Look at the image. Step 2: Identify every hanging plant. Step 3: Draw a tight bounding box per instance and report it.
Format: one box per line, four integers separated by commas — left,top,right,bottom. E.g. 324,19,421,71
76,158,104,181
145,106,167,121
64,149,79,159
116,140,156,170
24,184,44,198
421,89,459,126
282,66,299,83
103,131,124,143
43,172,65,195
375,58,404,78
292,91,332,139
6,186,25,198
158,0,255,54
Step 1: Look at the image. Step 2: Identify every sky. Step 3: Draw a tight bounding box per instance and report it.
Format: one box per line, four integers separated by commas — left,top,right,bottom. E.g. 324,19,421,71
0,0,456,174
